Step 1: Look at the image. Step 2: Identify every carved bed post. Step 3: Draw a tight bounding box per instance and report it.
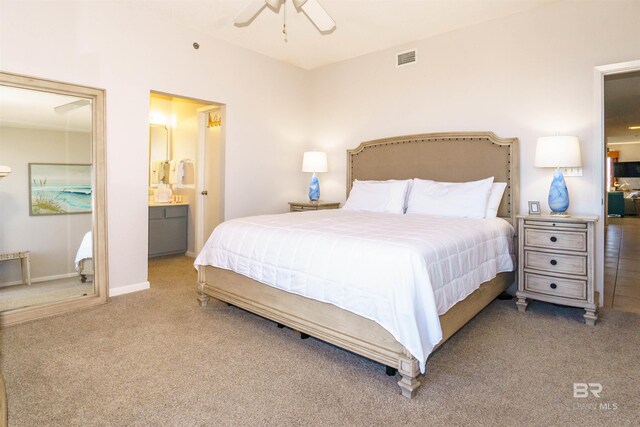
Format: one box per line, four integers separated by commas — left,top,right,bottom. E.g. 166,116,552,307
196,266,209,307
397,349,421,398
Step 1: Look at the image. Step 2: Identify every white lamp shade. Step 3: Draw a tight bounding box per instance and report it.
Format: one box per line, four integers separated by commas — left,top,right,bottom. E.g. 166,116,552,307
302,151,328,173
535,136,582,168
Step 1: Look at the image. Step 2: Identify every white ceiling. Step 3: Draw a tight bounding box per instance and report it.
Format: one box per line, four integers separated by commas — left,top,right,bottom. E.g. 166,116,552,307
116,0,557,70
0,85,92,132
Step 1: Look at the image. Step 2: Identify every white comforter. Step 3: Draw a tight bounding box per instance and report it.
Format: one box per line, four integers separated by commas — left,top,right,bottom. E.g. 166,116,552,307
194,210,514,372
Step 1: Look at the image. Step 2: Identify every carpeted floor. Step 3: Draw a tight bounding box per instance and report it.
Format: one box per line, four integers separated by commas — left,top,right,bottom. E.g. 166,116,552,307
0,255,638,426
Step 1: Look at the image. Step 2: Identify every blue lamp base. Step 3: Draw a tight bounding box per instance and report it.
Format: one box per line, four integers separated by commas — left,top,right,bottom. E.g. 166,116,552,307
548,167,570,216
308,172,320,201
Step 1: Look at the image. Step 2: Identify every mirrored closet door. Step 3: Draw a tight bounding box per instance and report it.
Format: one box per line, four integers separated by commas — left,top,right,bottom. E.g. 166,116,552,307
0,72,108,327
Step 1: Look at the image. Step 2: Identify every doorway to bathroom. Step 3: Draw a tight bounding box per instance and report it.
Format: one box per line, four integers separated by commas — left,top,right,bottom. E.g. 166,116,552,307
148,92,225,262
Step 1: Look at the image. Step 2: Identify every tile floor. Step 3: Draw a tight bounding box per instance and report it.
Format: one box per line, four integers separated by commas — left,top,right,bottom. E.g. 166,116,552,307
604,216,640,313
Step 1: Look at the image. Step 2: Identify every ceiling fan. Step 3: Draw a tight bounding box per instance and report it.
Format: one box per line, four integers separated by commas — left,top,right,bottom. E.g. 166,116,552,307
234,0,336,33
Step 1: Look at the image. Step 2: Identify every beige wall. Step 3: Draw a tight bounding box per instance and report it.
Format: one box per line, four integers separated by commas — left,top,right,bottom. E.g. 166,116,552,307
3,0,638,296
0,127,92,285
613,144,640,162
0,1,310,292
308,0,640,302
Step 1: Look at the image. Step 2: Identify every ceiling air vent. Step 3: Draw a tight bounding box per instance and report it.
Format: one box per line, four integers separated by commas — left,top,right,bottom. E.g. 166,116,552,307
396,49,417,68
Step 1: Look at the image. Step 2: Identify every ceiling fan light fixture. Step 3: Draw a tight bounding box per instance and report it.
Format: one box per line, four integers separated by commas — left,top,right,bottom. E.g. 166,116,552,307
234,0,335,34
265,0,283,10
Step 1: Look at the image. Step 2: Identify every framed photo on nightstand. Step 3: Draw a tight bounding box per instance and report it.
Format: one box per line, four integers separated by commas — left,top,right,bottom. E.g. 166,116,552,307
528,201,541,215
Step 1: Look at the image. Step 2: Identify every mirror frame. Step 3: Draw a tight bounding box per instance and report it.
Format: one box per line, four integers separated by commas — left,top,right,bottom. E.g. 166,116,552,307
0,72,108,327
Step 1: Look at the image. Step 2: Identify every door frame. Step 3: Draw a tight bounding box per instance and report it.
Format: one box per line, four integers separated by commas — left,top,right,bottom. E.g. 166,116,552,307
195,105,226,254
594,59,640,307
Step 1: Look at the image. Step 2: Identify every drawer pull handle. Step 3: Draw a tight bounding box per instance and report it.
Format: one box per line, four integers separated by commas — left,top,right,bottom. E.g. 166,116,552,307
550,259,557,266
550,236,557,242
550,283,557,289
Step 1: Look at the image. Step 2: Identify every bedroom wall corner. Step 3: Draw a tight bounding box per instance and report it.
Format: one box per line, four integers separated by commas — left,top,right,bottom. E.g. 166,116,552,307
0,1,312,293
307,0,640,304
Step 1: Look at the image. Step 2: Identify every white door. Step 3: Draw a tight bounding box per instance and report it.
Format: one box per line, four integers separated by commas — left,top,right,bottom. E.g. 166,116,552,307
196,106,225,253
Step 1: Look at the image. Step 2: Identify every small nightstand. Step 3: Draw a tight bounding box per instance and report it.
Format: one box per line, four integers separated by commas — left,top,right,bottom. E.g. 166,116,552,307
516,214,598,325
289,201,340,212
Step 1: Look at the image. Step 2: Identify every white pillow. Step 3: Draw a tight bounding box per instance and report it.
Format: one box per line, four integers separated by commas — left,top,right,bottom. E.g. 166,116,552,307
343,179,411,214
485,182,507,219
405,177,494,218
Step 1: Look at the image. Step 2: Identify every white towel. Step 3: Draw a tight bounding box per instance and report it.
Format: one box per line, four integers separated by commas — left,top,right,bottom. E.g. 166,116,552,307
168,160,178,184
150,161,161,184
178,160,186,184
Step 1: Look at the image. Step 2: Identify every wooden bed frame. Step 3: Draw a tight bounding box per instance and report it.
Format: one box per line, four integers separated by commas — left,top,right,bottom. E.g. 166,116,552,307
78,258,94,283
197,131,519,398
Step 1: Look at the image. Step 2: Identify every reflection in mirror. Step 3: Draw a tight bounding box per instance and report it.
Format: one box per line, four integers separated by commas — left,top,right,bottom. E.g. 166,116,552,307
149,124,170,185
0,72,107,326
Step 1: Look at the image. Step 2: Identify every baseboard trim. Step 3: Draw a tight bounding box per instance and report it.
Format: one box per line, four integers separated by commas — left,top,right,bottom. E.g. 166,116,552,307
110,281,150,297
0,272,78,288
185,251,196,258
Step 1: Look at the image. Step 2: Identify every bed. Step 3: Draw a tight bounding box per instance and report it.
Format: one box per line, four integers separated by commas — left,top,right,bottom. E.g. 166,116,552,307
195,131,519,398
75,231,94,283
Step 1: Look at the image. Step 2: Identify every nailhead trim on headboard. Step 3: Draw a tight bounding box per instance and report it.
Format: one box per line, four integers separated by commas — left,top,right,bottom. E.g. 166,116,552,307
346,132,519,227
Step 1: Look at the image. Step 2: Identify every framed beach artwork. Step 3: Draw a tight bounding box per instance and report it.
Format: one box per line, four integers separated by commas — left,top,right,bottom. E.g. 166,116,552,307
29,163,92,216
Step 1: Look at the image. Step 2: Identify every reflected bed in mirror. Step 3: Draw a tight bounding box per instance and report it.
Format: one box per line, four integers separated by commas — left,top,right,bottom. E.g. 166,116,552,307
0,72,108,326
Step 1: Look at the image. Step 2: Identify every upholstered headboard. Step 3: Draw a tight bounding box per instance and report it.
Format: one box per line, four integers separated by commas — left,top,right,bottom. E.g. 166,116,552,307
347,132,519,226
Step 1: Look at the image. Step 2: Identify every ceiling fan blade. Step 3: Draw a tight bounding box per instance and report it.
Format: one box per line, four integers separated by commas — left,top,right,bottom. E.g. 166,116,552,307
234,0,268,27
54,99,90,113
295,0,335,32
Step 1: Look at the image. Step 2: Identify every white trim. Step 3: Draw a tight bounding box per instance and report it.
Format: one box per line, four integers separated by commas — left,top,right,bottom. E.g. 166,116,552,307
109,281,150,297
0,272,78,288
185,251,196,258
594,59,640,308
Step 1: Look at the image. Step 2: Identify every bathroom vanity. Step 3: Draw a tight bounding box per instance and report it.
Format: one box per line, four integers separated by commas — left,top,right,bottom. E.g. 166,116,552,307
148,203,188,257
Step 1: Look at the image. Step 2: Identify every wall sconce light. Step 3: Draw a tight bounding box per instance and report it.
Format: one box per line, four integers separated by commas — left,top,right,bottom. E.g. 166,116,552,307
208,112,222,128
535,136,581,216
0,165,11,181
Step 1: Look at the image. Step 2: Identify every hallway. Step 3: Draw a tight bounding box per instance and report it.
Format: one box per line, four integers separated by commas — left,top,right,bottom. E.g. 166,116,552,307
604,217,640,313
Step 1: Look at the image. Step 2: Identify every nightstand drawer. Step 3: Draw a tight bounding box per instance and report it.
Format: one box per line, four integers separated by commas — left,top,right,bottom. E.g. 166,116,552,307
524,220,587,230
524,229,586,251
524,272,586,300
524,251,587,276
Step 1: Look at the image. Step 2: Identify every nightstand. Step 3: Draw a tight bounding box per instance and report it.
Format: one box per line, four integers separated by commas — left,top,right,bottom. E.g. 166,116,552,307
289,201,340,212
515,214,598,325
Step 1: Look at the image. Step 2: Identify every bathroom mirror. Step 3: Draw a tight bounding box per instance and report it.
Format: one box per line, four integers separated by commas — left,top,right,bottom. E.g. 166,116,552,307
0,72,108,327
149,124,171,186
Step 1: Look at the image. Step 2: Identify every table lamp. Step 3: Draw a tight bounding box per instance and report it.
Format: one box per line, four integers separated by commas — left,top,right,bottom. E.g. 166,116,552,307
534,136,581,216
302,151,327,201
